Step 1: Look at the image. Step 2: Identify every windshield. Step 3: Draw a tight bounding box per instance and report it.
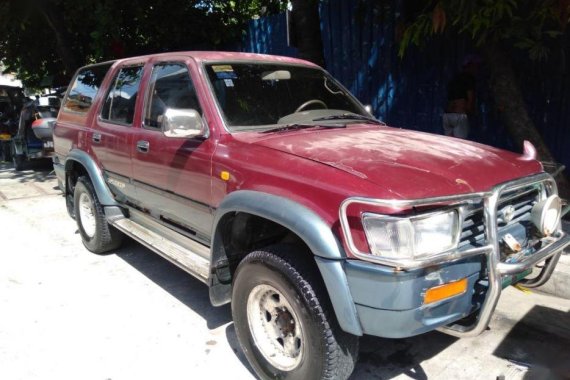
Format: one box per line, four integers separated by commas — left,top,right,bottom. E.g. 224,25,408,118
205,63,367,131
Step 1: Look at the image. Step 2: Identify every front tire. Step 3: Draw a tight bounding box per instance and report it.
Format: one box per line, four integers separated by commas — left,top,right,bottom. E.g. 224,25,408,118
232,247,358,380
73,176,122,253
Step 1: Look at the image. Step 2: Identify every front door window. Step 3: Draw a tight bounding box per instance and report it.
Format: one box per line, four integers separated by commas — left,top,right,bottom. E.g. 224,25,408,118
144,63,202,130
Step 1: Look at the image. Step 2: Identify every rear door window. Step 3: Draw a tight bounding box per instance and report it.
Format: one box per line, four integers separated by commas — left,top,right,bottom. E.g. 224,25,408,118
62,63,112,114
101,65,144,125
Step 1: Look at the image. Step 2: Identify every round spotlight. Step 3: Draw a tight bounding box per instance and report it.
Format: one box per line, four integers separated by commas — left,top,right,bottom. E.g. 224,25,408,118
530,195,562,236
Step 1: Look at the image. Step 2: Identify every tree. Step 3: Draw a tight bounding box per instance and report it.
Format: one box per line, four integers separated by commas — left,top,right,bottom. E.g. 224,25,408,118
0,0,284,88
398,0,570,196
289,0,326,67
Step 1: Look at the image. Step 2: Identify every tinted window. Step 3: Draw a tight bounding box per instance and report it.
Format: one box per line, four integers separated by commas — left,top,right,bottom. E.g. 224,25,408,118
205,63,365,129
144,63,201,129
63,64,112,114
101,65,144,125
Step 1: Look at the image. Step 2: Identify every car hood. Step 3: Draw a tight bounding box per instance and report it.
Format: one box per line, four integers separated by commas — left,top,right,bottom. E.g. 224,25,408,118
233,125,543,198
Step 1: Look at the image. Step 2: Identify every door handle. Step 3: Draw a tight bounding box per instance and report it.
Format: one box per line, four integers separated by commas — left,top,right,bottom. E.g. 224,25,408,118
92,133,102,143
136,140,150,153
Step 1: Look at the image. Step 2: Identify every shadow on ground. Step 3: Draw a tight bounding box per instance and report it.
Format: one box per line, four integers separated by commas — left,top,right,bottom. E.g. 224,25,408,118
113,238,258,378
350,332,456,379
494,305,570,379
0,159,55,184
114,237,232,330
225,323,257,377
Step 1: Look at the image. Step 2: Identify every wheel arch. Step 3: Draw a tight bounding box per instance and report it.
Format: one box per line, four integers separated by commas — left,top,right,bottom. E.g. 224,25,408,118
209,190,363,336
64,149,117,206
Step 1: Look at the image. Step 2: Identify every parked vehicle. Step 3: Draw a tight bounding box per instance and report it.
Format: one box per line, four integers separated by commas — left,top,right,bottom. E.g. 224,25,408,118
11,99,58,170
0,131,13,162
53,52,569,380
0,85,25,161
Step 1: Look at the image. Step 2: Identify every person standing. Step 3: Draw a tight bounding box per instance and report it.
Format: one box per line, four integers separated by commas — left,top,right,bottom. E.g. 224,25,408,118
443,55,481,139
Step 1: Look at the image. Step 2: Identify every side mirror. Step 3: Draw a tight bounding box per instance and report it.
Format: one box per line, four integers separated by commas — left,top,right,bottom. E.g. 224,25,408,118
161,108,207,138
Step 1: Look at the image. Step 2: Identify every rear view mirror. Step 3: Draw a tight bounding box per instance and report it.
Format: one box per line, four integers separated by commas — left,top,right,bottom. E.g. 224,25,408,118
261,70,291,81
161,108,207,138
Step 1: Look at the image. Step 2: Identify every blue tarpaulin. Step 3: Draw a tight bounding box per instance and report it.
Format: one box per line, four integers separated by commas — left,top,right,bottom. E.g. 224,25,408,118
243,0,570,173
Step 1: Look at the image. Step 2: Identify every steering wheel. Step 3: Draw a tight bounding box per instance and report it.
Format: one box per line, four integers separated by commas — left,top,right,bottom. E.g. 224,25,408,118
295,99,328,113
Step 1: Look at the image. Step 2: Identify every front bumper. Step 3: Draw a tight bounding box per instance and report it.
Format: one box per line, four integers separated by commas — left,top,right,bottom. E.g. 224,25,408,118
340,172,570,338
345,258,482,338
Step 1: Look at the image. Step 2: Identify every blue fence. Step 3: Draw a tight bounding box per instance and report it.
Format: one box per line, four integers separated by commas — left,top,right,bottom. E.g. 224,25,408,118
243,0,570,172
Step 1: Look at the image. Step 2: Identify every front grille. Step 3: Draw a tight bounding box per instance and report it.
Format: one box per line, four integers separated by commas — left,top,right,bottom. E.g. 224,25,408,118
459,208,485,248
458,185,541,250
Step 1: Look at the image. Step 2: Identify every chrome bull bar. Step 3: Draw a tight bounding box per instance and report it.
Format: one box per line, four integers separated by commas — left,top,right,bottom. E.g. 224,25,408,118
438,233,568,338
340,172,570,338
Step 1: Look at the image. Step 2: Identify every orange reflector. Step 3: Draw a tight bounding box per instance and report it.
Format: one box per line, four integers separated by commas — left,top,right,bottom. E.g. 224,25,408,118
220,171,230,181
424,278,468,305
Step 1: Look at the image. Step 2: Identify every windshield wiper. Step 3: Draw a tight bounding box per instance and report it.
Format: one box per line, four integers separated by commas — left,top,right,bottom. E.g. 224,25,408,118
312,113,385,125
261,123,345,134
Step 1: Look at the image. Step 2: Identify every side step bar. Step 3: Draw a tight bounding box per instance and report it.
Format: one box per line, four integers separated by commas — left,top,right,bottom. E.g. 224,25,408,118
110,218,210,284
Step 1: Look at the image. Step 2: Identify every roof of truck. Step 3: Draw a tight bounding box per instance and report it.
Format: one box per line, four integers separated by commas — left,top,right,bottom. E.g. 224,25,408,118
83,51,318,70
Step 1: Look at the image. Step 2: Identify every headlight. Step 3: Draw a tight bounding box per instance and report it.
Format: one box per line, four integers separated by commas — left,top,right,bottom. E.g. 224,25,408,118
531,194,561,236
362,210,460,261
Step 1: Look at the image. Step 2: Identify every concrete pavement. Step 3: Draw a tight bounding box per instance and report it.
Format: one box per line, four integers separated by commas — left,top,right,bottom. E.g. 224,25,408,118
1,161,570,380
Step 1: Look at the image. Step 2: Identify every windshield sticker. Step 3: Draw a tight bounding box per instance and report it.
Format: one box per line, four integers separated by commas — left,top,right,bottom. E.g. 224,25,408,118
212,65,237,79
216,71,237,79
224,79,234,87
212,65,233,72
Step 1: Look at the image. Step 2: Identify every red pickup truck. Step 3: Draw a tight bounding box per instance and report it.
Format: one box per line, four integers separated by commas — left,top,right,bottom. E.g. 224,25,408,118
53,52,569,380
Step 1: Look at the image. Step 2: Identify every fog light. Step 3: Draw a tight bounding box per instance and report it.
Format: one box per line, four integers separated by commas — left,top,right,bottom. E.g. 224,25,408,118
531,195,561,236
424,278,468,305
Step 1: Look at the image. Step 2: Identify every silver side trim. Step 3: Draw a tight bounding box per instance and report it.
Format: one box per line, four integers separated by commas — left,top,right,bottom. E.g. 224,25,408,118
110,218,210,284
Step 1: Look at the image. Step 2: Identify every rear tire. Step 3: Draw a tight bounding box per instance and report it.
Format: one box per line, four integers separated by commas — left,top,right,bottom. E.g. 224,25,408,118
73,176,122,253
13,154,24,171
232,246,359,380
0,141,11,162
65,176,76,220
10,141,24,171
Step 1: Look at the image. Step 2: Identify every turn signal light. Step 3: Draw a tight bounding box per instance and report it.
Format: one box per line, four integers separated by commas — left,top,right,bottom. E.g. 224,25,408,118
220,171,230,181
424,278,468,305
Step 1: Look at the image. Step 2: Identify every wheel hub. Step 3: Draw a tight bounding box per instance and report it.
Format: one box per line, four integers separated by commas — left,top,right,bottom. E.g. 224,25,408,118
246,284,304,371
275,308,296,336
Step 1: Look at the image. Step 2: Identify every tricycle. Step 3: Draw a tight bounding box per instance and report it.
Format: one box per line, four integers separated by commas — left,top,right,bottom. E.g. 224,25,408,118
0,85,24,162
11,99,59,171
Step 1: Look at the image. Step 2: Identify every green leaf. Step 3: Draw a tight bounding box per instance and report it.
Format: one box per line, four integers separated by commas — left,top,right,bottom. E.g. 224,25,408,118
544,30,563,38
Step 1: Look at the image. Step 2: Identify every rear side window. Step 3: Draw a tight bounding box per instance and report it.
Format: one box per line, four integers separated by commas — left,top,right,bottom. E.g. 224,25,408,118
101,65,144,125
63,64,112,114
